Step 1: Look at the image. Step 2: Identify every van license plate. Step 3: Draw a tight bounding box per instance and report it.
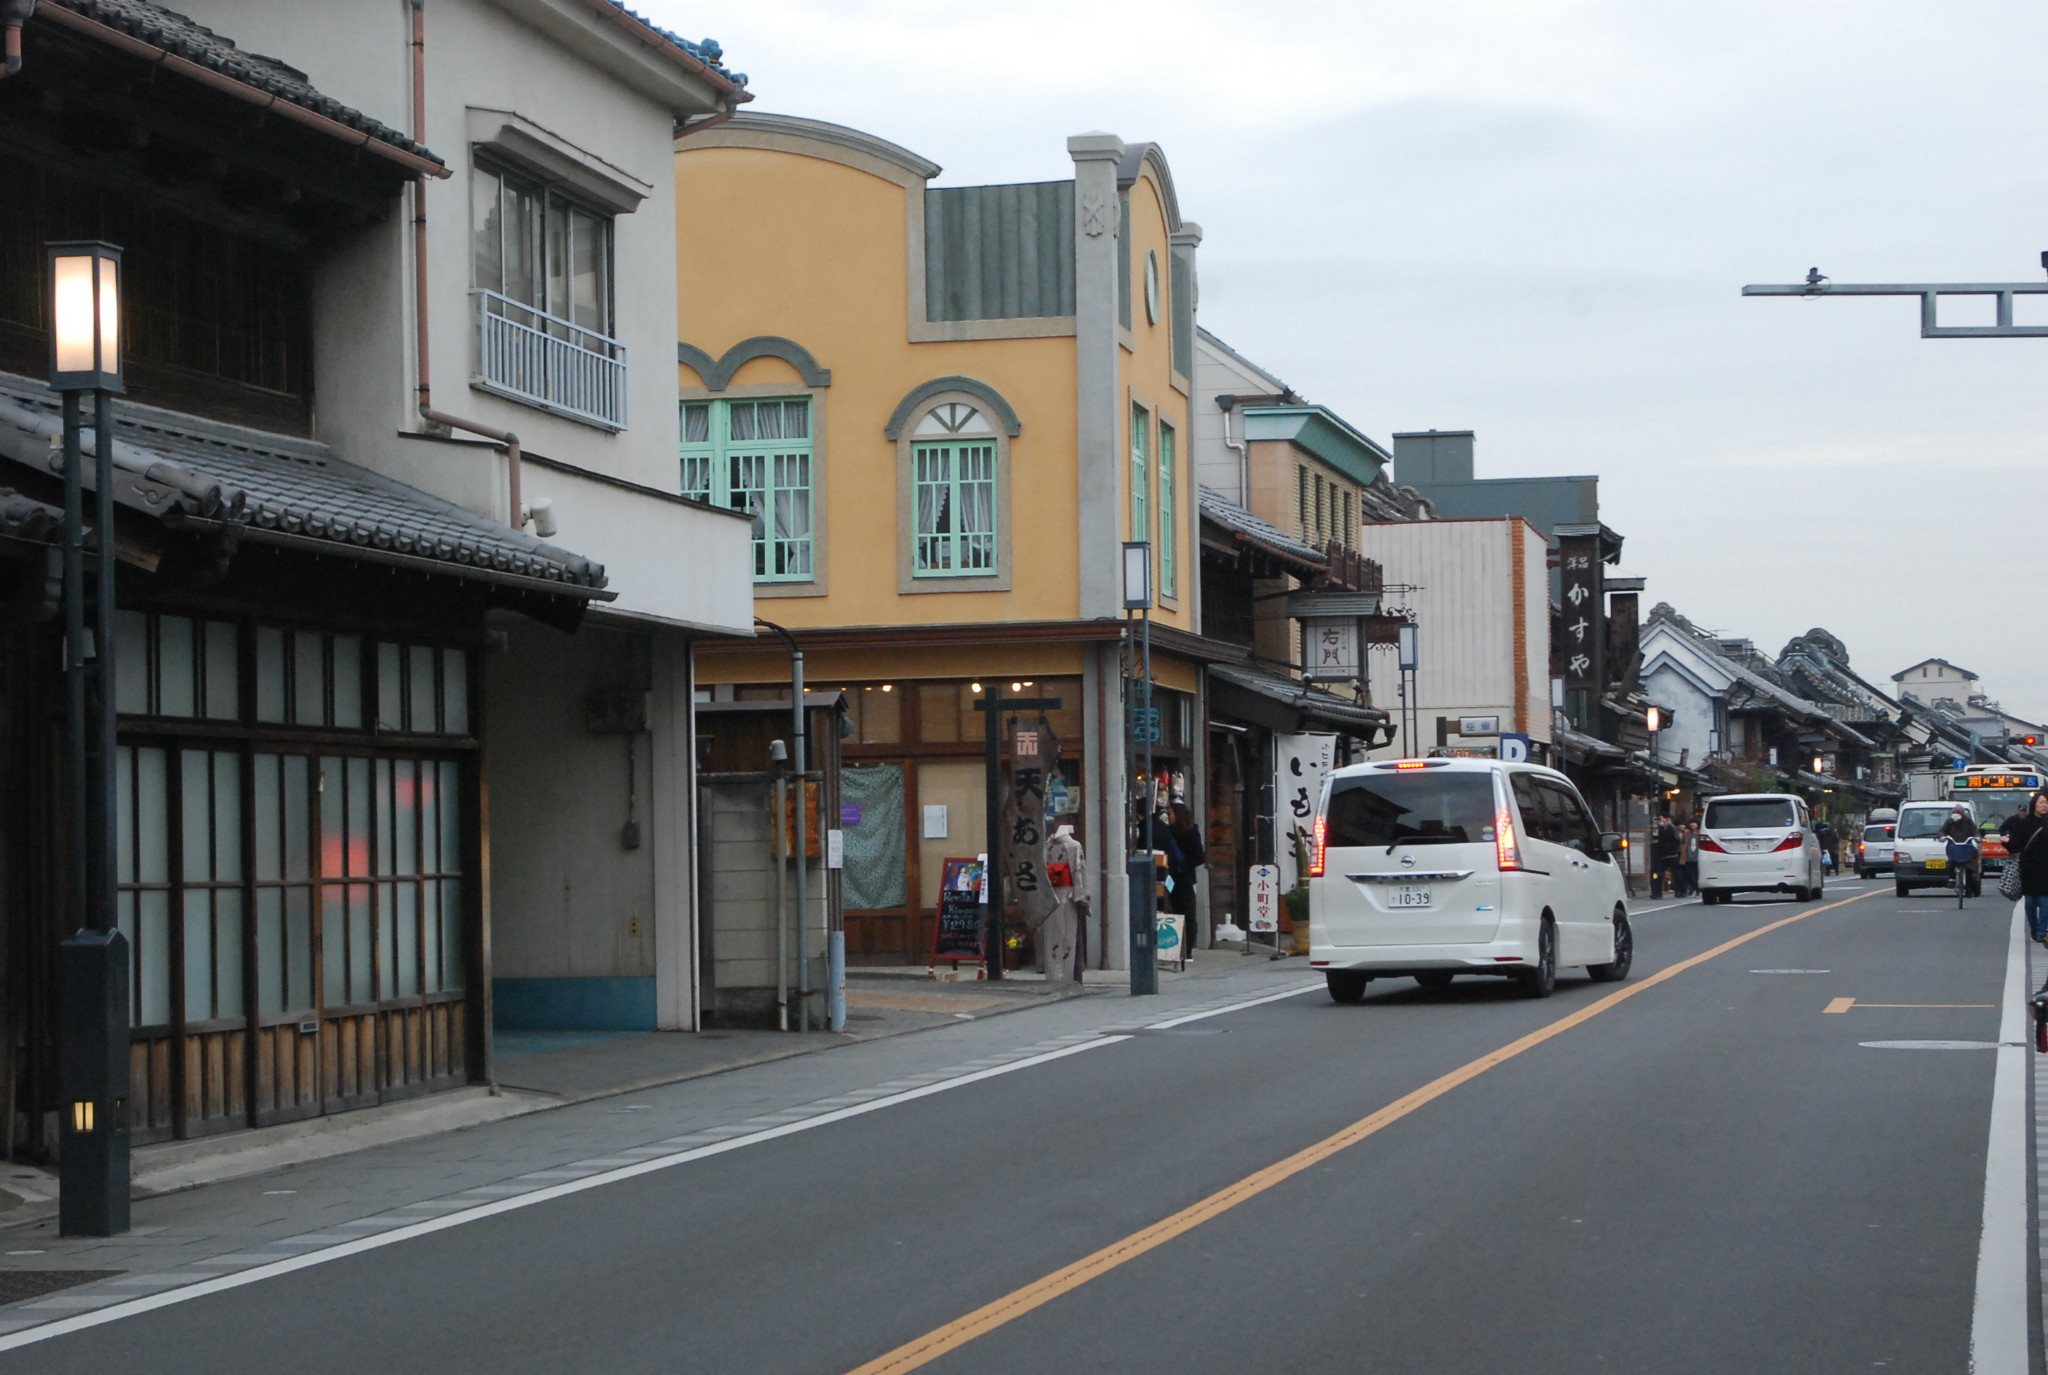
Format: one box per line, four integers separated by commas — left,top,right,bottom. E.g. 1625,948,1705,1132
1926,858,1947,870
1388,887,1433,908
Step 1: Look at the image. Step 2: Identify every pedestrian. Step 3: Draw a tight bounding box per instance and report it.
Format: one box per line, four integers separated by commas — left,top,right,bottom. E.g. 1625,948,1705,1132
2001,791,2048,944
1167,802,1207,952
1814,817,1837,875
1650,815,1680,898
1679,821,1700,897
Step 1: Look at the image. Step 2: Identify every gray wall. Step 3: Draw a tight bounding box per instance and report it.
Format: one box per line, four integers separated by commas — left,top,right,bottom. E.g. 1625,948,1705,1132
487,622,657,986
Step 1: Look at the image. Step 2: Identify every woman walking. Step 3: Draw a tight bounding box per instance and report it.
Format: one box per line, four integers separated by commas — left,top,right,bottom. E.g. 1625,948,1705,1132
2000,790,2048,943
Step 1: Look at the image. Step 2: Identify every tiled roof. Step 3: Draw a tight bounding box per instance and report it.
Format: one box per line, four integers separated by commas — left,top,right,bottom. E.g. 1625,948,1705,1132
0,488,61,545
1210,662,1387,734
1198,485,1327,571
0,379,607,597
44,0,443,165
598,2,749,86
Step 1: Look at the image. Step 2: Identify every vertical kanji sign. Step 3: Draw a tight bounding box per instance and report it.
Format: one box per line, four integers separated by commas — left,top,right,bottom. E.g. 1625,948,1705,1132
1006,719,1058,927
1557,532,1604,727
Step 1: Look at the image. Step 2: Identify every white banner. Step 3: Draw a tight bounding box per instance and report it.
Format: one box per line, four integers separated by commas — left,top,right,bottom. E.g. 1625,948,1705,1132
1276,733,1338,892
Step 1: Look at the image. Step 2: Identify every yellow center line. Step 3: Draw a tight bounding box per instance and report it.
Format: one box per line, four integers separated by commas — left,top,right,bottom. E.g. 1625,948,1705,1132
1826,997,1856,1013
847,888,1883,1375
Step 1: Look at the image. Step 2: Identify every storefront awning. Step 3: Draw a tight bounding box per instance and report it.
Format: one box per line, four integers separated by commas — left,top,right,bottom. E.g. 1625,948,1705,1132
1209,663,1388,740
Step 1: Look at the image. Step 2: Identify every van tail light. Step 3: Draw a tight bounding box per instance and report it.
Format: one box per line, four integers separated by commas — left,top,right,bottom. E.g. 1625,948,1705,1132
1698,835,1727,853
1495,805,1523,872
1772,830,1804,852
1893,851,1909,865
1308,814,1327,878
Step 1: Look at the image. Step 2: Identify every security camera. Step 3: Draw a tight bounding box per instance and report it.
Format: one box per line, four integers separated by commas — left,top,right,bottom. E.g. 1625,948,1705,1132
525,497,558,539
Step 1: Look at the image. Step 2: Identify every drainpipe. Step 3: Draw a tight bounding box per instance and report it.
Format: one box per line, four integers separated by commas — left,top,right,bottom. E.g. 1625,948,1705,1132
409,0,526,529
1218,397,1248,508
1,1,34,79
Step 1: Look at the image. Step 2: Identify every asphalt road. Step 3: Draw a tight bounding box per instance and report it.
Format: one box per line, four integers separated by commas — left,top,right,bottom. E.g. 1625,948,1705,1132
3,876,2021,1373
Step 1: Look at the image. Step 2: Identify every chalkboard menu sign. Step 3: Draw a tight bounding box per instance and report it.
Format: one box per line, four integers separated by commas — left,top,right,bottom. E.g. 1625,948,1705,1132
930,857,985,970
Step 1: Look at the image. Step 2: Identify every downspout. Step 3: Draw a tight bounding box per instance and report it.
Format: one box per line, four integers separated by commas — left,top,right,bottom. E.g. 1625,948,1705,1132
1218,396,1247,508
409,0,526,529
1,1,34,79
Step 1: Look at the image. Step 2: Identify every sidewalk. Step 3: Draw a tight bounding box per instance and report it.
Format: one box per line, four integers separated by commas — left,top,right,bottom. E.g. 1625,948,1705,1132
0,957,1253,1234
0,954,1315,1337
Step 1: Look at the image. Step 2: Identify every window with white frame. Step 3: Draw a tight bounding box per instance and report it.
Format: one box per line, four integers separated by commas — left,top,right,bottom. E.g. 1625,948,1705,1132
680,397,815,581
909,403,997,577
470,159,624,428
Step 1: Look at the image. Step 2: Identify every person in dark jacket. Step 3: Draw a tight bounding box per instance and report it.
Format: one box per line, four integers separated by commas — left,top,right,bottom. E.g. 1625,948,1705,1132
1650,817,1680,898
2001,791,2048,943
1167,802,1207,945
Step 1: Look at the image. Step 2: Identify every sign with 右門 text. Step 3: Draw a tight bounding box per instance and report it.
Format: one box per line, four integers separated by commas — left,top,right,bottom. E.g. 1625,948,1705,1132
1302,618,1360,680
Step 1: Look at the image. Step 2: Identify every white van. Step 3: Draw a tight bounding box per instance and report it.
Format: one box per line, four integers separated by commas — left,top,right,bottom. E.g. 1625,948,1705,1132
1891,800,1982,898
1697,793,1825,903
1307,759,1632,1002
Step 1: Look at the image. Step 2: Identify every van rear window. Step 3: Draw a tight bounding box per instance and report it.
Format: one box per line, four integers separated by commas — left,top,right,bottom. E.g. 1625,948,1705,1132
1862,825,1893,844
1705,799,1795,830
1326,773,1496,848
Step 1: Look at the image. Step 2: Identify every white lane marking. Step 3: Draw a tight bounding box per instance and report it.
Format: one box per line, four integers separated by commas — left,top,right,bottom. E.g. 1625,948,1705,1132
0,1031,1161,1350
1627,899,1695,914
1751,969,1831,975
1146,980,1321,1029
1969,899,2027,1375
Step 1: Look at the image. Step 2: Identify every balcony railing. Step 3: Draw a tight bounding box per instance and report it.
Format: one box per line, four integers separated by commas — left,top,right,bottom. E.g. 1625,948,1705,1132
471,289,627,431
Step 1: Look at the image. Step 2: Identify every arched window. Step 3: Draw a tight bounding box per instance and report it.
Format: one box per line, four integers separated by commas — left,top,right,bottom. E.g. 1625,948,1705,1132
910,403,998,577
888,381,1019,595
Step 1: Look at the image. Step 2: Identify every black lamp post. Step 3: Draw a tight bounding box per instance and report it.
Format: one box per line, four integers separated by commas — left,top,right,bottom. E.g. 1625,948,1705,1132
48,240,130,1238
1122,541,1157,996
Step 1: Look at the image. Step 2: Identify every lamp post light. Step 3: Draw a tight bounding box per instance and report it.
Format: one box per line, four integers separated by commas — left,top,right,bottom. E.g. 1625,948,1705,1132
1122,541,1157,996
48,240,130,1238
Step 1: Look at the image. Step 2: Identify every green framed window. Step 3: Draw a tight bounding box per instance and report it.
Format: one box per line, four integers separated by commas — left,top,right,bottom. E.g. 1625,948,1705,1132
680,397,815,581
912,437,997,576
1158,420,1177,597
1130,402,1150,543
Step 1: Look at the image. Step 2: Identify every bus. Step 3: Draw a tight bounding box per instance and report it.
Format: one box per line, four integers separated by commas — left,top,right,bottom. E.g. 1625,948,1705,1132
1947,766,2044,872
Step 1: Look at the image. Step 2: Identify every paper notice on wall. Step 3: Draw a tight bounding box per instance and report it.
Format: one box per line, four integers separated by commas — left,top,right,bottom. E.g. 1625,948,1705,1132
923,805,948,839
826,829,844,870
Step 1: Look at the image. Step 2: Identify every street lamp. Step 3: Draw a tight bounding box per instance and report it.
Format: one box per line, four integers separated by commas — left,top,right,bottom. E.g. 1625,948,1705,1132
1121,541,1157,995
48,240,130,1238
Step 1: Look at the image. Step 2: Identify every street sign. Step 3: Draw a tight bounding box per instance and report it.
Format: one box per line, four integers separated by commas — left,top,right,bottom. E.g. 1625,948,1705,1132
1249,864,1281,933
1499,733,1531,763
1459,715,1500,737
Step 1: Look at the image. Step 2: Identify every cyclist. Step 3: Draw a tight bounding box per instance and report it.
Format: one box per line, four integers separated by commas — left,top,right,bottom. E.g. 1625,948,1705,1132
1940,805,1981,900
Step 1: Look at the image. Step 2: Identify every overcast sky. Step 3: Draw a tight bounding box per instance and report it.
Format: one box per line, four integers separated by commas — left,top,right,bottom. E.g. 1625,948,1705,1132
649,0,2048,721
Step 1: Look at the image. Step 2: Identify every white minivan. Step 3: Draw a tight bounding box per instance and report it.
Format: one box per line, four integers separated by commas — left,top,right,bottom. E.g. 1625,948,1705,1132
1696,793,1825,903
1307,759,1633,1003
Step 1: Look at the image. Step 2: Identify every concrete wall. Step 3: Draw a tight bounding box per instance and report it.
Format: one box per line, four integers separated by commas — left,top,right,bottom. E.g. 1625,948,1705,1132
1192,331,1289,507
1359,519,1543,756
486,619,682,1029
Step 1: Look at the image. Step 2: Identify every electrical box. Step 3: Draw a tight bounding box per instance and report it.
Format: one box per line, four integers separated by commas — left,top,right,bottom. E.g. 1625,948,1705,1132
586,691,649,734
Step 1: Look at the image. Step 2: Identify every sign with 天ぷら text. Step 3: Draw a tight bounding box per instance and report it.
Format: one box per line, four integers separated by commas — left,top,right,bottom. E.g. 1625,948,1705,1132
1249,863,1281,933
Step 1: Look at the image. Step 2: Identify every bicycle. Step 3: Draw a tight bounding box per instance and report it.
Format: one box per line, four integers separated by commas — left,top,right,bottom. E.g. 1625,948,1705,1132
1946,838,1980,909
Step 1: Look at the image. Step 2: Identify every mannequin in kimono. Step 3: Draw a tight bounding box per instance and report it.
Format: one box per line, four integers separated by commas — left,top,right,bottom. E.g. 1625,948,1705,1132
1041,821,1089,984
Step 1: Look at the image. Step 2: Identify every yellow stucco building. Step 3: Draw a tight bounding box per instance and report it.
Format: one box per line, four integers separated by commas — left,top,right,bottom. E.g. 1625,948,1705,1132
676,114,1205,969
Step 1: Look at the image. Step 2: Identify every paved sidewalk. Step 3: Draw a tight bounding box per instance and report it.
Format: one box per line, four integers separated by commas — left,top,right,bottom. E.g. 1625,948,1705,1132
0,957,1316,1339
